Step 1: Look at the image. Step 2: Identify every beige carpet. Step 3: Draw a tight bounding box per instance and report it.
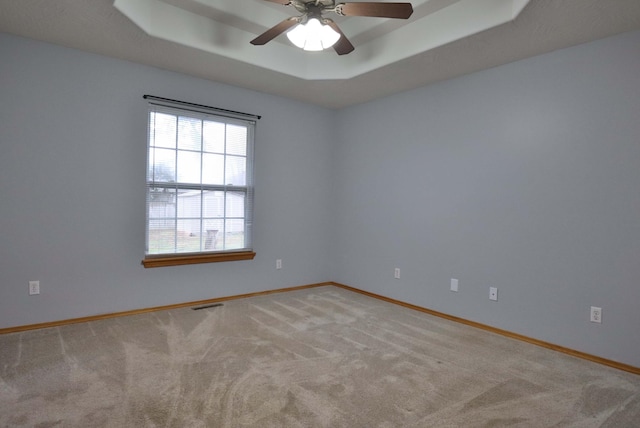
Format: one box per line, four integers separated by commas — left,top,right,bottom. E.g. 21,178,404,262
1,286,639,427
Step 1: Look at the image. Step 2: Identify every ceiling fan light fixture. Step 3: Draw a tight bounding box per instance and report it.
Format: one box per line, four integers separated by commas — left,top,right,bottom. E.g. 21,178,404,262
286,18,340,51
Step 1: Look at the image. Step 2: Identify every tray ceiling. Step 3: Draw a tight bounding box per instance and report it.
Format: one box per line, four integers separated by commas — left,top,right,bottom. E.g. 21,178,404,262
1,0,639,108
114,0,529,80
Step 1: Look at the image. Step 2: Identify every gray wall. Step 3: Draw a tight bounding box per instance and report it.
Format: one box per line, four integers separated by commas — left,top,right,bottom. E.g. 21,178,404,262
0,33,334,328
2,30,639,368
332,30,640,367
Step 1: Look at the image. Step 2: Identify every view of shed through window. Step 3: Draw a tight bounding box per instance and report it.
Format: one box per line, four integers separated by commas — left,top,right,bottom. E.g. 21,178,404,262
146,100,255,257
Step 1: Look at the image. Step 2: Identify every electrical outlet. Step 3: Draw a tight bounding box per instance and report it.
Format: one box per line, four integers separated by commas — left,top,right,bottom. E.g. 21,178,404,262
394,268,401,279
489,287,498,301
276,259,282,270
29,281,40,295
450,278,459,292
590,306,602,323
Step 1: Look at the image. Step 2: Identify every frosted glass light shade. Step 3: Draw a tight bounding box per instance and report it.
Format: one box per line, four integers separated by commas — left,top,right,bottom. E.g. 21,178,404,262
286,18,340,51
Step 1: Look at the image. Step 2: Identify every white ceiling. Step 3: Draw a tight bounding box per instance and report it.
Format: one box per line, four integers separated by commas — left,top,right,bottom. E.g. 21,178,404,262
1,0,640,109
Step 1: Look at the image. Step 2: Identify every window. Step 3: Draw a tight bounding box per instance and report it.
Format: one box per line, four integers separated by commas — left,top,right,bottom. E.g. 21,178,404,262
143,96,257,267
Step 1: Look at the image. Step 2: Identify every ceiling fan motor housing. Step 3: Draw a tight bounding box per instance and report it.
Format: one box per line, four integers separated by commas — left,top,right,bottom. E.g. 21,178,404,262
252,0,414,54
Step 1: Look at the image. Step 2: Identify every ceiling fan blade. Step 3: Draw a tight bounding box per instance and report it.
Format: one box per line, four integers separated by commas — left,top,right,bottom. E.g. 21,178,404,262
260,0,291,4
250,18,299,45
337,2,413,19
325,21,355,55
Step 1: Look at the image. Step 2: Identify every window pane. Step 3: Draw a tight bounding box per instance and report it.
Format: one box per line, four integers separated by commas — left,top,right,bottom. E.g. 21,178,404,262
202,153,224,185
225,155,246,186
203,121,225,153
177,150,201,183
151,113,177,148
178,116,201,151
177,190,201,218
150,148,176,182
148,219,176,254
225,219,245,250
176,219,202,253
226,191,245,217
226,124,247,155
203,219,224,250
203,190,224,218
148,187,176,216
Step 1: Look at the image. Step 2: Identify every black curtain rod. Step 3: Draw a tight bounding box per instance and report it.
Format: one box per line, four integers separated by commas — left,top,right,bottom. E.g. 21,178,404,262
143,95,261,120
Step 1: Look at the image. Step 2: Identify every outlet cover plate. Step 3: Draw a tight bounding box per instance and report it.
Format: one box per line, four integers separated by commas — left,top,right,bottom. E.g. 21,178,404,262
489,287,498,301
29,281,40,295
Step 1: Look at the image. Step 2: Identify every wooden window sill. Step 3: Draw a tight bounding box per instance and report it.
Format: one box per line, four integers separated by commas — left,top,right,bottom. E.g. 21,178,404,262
142,251,256,268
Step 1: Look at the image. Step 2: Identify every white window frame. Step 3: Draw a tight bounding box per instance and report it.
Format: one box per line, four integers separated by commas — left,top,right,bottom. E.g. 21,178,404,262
142,96,258,268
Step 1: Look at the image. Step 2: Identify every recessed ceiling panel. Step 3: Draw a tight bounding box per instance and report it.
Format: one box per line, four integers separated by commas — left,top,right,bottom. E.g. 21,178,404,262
114,0,531,80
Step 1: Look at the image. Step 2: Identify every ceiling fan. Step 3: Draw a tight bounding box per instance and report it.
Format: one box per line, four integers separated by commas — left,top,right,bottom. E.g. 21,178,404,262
250,0,414,55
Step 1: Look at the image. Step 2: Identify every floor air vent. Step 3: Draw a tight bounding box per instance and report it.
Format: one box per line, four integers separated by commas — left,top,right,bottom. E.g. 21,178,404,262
191,303,224,311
